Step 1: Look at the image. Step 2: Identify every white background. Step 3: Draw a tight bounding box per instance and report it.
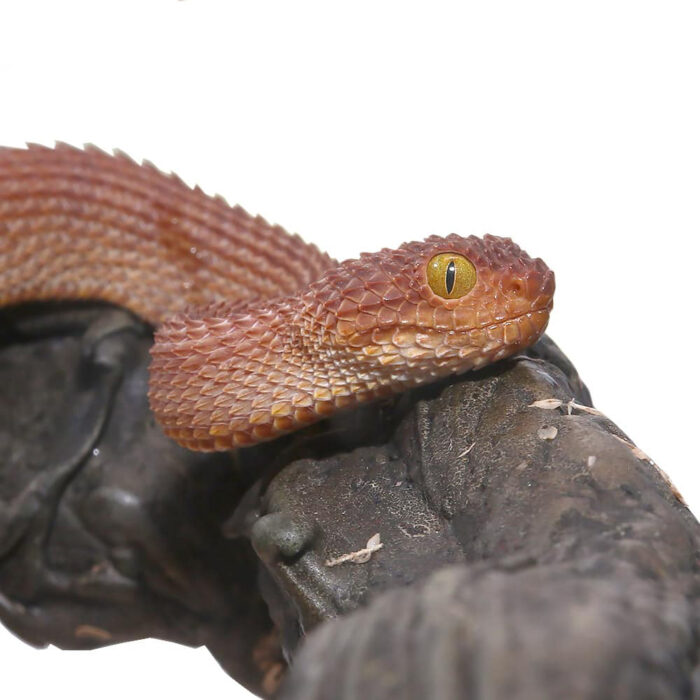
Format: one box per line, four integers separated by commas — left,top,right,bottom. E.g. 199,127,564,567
1,1,699,698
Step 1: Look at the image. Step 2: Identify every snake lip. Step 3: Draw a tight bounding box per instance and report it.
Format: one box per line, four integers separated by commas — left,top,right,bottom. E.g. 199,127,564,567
470,301,553,335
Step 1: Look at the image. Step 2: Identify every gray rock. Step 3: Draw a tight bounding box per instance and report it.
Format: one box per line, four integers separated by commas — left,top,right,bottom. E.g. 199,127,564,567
1,302,698,699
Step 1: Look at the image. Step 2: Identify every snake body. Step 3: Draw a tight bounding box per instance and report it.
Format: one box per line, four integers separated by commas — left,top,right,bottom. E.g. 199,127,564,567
0,144,554,451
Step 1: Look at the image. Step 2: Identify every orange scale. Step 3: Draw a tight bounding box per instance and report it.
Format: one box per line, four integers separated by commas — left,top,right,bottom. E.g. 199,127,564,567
364,269,391,287
194,392,219,412
348,330,373,348
209,321,238,337
314,400,335,416
292,393,313,408
165,343,195,358
203,436,224,450
382,294,407,312
469,328,488,346
174,413,194,427
180,385,202,401
209,407,230,424
206,346,234,364
193,426,214,439
476,308,495,327
249,410,271,425
194,334,225,354
336,297,358,321
415,332,442,349
363,277,390,295
454,306,477,329
434,345,455,359
334,395,356,409
331,383,352,397
415,302,435,327
197,364,220,380
341,278,366,303
232,431,256,447
486,325,504,342
258,330,279,344
273,416,295,432
252,424,276,440
199,382,223,397
212,391,234,408
445,333,473,348
358,291,383,312
503,321,521,345
180,323,209,340
242,373,262,388
517,315,534,338
231,340,260,357
362,344,382,357
458,346,479,359
336,320,355,337
270,401,293,417
354,312,377,332
271,385,289,399
372,327,395,345
433,307,455,330
294,406,317,423
376,306,398,327
250,391,273,408
227,416,250,431
176,347,208,369
392,329,417,348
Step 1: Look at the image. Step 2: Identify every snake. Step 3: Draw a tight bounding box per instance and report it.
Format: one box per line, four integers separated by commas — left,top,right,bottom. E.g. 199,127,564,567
0,144,555,451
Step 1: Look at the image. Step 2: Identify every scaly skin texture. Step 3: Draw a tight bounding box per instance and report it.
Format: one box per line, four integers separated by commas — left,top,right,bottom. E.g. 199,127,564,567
0,144,555,451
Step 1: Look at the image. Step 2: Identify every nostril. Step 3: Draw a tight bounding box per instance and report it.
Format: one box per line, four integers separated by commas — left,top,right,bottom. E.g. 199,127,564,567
504,278,525,296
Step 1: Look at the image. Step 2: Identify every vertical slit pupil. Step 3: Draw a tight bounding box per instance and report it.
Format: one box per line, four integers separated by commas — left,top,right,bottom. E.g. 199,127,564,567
445,260,456,295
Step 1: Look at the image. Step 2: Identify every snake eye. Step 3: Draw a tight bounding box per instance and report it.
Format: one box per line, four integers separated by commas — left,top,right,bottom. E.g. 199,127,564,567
427,253,476,299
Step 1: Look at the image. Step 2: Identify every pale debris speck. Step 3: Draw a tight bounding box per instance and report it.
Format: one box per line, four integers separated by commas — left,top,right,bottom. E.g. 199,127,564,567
587,455,597,467
529,398,603,417
529,398,563,410
458,441,476,457
74,624,112,641
538,425,558,440
325,533,384,567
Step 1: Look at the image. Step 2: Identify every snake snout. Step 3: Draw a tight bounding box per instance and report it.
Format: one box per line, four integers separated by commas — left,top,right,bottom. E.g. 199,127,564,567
528,263,555,308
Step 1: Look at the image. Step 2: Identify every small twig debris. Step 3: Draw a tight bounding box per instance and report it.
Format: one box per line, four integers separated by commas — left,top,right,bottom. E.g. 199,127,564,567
458,441,476,457
325,533,383,567
529,398,604,417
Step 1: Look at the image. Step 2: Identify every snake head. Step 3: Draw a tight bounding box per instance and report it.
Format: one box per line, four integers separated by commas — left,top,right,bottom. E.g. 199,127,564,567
153,233,554,450
312,233,555,388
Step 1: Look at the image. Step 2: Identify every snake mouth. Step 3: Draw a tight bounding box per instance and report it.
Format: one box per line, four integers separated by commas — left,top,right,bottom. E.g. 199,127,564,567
448,302,552,344
449,303,552,361
501,302,552,337
491,304,553,351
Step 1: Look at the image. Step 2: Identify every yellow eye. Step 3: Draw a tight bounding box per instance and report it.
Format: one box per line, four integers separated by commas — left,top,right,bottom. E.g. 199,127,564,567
427,253,476,299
